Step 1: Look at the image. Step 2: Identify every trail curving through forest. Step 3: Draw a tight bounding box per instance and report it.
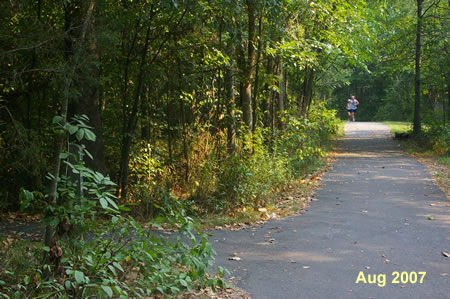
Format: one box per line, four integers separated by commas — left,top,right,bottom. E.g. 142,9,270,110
211,122,450,299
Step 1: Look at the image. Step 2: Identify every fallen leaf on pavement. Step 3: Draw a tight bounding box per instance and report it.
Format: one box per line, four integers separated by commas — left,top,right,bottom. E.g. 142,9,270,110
228,257,241,261
441,252,449,258
290,260,297,263
302,266,311,269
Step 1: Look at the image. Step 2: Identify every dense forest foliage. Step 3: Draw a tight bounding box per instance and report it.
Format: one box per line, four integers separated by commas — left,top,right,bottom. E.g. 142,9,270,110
1,0,448,212
0,0,448,296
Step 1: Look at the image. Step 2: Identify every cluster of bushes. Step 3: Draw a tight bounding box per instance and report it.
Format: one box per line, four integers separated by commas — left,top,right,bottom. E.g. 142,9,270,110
127,103,339,215
418,123,450,155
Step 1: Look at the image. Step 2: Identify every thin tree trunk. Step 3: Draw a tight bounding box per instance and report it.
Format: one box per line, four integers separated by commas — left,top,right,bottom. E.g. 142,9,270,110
277,57,284,129
261,56,273,128
44,0,94,273
224,43,236,154
413,0,423,135
167,97,173,163
300,68,315,113
43,76,70,271
118,26,151,199
283,64,288,110
141,89,151,140
305,69,315,111
242,0,256,130
252,11,263,131
180,97,189,181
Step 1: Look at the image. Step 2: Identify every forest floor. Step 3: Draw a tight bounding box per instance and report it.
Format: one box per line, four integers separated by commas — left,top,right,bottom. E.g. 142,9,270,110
209,122,449,298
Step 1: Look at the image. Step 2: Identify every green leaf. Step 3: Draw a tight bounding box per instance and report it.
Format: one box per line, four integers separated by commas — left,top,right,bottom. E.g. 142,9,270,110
84,148,93,160
59,153,69,159
74,270,85,284
76,129,85,141
42,246,50,252
106,197,119,210
107,265,117,276
101,285,113,298
24,275,30,285
113,261,124,272
68,125,78,135
99,198,108,209
180,279,188,287
84,129,96,141
52,116,63,124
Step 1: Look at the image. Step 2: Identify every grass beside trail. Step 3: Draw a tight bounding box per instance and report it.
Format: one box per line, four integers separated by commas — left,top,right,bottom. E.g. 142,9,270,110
383,121,449,198
336,119,346,137
383,121,412,134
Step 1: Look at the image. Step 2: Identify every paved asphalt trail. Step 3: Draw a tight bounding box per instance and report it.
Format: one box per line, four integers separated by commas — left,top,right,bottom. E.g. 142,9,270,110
210,122,449,299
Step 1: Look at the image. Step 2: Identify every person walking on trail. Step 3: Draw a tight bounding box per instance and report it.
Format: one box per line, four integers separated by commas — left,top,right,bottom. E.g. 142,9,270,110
347,95,359,122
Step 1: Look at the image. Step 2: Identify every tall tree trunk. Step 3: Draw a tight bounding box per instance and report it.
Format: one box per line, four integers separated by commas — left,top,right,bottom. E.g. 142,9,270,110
65,0,106,173
43,76,70,275
305,69,315,111
224,43,236,154
261,56,273,128
252,11,263,131
180,96,189,181
44,0,94,273
300,67,315,114
241,0,256,130
167,95,173,163
283,63,288,110
141,92,150,140
413,0,423,135
277,57,284,129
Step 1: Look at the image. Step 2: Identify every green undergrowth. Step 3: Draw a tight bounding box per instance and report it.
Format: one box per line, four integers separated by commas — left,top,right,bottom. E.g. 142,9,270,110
336,119,347,137
127,103,339,225
0,116,226,298
439,156,450,168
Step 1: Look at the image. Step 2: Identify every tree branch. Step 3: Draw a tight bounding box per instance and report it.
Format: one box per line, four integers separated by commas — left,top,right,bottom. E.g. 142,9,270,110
422,0,441,17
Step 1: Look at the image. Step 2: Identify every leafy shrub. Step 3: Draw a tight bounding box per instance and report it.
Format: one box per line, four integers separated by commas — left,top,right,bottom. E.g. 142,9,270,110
193,103,338,213
1,210,226,298
427,124,450,155
127,142,173,218
276,103,338,173
3,115,225,298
